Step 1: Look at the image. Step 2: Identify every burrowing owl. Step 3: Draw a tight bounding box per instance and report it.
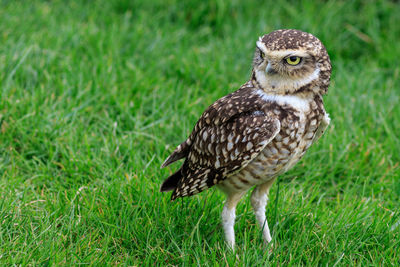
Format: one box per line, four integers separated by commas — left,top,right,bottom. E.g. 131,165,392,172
160,29,331,248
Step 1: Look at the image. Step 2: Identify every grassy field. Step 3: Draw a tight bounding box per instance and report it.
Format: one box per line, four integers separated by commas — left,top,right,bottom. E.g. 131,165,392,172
0,0,399,265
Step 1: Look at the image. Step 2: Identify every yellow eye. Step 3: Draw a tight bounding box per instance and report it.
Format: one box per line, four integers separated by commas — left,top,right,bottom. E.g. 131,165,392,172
285,56,301,65
261,52,265,59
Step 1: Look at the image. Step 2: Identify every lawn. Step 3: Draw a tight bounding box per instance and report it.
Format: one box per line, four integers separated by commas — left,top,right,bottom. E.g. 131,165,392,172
0,0,399,265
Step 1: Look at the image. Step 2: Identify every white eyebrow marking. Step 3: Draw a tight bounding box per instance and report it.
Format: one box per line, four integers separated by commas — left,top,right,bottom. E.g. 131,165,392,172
256,40,268,54
255,39,312,59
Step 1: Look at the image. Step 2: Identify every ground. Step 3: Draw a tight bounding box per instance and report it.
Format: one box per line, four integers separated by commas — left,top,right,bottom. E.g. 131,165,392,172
0,0,399,265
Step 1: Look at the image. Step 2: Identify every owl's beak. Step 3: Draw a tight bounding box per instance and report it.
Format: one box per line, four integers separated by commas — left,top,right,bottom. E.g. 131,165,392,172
265,62,278,75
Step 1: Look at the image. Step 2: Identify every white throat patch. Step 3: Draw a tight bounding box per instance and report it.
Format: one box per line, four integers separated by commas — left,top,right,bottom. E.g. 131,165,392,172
256,90,311,112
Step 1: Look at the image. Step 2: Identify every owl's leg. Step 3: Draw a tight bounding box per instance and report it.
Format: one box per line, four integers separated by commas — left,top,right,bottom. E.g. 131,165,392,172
222,192,245,250
251,179,276,244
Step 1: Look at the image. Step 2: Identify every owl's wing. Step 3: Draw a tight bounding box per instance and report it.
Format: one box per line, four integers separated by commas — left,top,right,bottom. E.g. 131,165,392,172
161,87,264,168
171,113,280,200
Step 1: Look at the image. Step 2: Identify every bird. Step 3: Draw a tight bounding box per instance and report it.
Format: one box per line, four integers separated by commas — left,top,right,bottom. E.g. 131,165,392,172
160,29,332,249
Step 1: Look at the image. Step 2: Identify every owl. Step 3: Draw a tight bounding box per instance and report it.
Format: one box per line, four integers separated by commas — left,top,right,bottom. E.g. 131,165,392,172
160,29,331,249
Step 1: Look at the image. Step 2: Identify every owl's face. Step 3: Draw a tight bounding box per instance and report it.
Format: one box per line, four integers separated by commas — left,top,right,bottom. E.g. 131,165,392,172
252,29,331,95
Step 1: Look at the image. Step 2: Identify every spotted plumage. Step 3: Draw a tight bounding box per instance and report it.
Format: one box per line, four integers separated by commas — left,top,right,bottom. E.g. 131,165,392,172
160,29,332,248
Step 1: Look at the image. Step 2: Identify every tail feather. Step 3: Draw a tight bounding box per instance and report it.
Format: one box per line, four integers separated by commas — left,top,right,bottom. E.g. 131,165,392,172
160,170,182,192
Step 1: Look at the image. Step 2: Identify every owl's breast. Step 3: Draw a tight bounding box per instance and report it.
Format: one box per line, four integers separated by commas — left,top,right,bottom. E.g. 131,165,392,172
264,103,324,174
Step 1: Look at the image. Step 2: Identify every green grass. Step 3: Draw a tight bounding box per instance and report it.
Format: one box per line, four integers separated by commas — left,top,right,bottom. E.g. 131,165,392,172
0,0,399,265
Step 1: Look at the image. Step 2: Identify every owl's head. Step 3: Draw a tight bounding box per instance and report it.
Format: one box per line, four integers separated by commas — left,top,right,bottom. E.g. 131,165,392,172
252,29,331,95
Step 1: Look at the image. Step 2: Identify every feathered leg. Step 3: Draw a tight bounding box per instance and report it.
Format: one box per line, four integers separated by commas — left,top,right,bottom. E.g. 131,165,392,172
222,192,245,249
251,179,276,244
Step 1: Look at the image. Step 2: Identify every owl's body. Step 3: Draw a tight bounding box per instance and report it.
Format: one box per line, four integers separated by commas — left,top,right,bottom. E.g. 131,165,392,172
161,29,331,248
218,90,329,195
